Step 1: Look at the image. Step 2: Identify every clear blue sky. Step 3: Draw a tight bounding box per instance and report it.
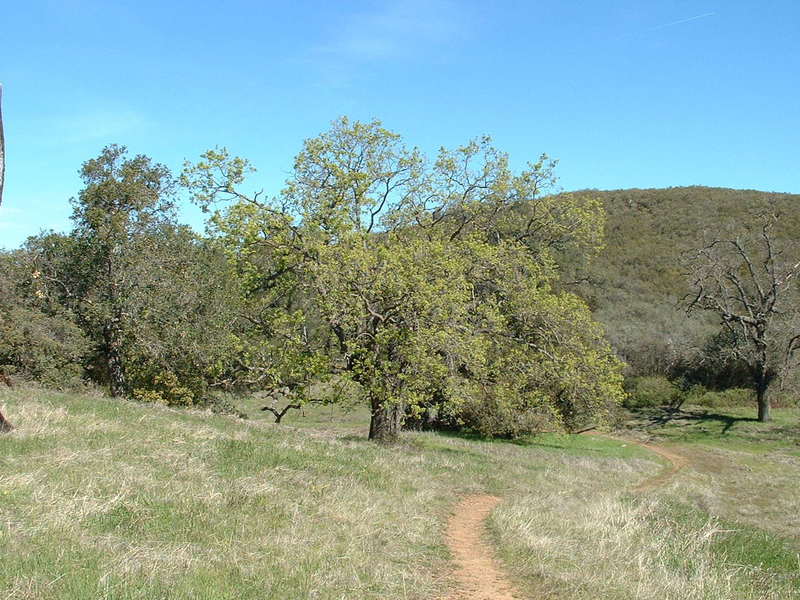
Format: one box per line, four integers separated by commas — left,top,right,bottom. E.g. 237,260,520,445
2,0,799,248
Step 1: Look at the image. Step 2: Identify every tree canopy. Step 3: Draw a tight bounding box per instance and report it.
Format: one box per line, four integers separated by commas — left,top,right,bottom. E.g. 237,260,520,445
5,122,799,436
183,117,623,440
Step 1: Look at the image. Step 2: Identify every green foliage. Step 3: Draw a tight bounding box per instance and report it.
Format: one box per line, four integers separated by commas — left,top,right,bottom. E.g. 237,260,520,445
0,249,89,389
687,387,754,409
623,377,754,411
0,306,89,389
624,376,682,409
14,148,243,404
184,117,624,440
65,145,178,396
118,227,243,400
132,371,197,406
564,187,800,379
2,121,633,438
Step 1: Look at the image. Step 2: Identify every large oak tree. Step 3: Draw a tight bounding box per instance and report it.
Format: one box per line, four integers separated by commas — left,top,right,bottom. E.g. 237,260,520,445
184,118,624,441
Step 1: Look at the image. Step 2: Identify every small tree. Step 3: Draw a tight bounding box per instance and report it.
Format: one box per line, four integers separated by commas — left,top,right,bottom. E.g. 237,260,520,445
686,209,800,422
69,145,176,396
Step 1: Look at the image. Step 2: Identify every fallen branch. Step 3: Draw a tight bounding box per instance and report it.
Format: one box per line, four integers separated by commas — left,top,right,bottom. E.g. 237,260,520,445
261,403,302,424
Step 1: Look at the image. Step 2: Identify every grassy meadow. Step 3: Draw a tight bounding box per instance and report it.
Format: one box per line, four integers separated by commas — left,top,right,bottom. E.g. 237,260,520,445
1,388,799,599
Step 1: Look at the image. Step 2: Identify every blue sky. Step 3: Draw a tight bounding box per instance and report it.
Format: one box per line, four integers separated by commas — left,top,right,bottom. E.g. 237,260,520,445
2,0,799,248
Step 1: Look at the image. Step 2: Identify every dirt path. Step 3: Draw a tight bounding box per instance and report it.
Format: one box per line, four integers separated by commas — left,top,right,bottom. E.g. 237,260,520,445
585,430,688,492
440,436,688,599
442,494,520,600
632,439,689,492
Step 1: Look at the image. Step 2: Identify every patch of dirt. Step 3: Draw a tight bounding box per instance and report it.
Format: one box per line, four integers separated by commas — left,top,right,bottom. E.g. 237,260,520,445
632,441,689,492
443,494,521,600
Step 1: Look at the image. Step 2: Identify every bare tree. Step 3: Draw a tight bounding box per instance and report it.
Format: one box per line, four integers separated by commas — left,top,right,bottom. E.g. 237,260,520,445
0,83,5,206
0,88,9,431
686,210,800,422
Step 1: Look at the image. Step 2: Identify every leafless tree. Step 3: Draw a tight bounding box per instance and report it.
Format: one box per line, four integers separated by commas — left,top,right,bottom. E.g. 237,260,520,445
686,209,800,421
0,83,5,206
0,86,8,431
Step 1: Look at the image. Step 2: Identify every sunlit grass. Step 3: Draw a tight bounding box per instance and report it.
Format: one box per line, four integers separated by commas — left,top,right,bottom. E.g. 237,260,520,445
626,404,800,453
1,388,798,599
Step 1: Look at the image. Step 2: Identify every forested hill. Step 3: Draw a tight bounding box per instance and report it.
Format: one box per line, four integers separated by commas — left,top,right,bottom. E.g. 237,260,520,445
562,186,800,377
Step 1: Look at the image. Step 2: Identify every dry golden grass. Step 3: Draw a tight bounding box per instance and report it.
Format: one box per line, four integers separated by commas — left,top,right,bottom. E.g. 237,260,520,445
1,389,797,599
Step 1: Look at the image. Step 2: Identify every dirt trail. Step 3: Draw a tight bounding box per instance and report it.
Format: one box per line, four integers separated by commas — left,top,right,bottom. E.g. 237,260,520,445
440,436,688,599
442,494,520,600
585,430,688,492
632,440,689,492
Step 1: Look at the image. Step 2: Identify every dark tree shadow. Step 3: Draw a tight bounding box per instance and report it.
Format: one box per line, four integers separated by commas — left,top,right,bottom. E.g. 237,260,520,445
634,406,757,434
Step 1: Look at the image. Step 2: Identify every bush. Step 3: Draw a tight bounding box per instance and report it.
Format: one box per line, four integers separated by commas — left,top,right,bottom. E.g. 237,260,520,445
131,371,199,407
0,307,89,389
199,393,249,419
452,383,560,438
688,387,754,408
457,398,556,438
624,376,682,409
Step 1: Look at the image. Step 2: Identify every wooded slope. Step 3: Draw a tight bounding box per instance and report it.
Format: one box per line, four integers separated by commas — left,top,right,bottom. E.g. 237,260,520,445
562,186,800,378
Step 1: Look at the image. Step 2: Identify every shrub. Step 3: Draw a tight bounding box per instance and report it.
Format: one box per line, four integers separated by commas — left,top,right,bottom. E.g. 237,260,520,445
132,371,198,407
0,307,89,389
452,384,559,438
689,387,754,408
458,401,555,438
623,376,682,409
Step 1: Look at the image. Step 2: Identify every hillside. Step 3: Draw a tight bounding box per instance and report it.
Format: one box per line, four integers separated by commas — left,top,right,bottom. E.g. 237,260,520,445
2,387,799,599
563,186,800,380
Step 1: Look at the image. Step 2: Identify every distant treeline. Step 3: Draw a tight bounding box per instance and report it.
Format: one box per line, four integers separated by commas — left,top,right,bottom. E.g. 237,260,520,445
2,122,798,434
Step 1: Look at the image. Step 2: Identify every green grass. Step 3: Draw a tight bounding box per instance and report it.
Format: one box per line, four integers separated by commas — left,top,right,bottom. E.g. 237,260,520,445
661,502,799,577
517,432,653,460
235,393,371,431
625,404,800,453
1,388,798,599
621,404,800,536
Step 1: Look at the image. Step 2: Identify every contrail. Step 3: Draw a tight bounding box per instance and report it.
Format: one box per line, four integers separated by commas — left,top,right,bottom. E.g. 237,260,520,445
651,11,716,30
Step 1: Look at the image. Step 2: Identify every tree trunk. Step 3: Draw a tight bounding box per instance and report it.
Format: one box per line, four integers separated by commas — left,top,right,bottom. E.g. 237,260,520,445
104,322,126,397
0,371,13,432
756,384,771,422
0,83,5,207
368,396,402,442
754,365,772,423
